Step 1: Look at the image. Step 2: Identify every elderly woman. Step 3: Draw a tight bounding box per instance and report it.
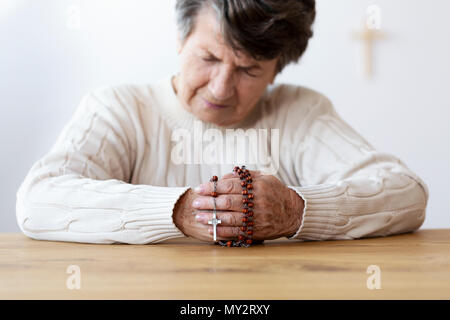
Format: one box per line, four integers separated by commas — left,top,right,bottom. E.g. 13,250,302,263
16,0,428,245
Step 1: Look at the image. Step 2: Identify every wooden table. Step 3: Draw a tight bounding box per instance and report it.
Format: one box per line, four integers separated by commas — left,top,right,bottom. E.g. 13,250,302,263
1,229,449,299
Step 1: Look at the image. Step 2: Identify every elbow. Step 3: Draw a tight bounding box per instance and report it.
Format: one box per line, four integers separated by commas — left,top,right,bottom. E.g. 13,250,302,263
406,174,429,232
15,161,64,241
15,182,38,240
15,175,51,241
388,168,429,233
15,201,36,241
407,201,427,234
393,176,428,234
348,175,428,239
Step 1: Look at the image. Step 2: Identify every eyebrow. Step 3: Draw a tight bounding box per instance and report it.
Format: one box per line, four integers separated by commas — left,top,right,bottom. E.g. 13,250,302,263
204,49,261,70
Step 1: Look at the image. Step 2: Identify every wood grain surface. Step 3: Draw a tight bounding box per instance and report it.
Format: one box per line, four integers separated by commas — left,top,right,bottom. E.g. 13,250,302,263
1,229,449,299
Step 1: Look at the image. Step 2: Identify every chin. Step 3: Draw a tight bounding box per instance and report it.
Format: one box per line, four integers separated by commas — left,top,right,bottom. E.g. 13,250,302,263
198,113,226,126
191,104,233,127
202,112,237,127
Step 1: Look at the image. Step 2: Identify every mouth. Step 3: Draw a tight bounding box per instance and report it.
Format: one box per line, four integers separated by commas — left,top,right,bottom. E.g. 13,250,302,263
202,98,230,109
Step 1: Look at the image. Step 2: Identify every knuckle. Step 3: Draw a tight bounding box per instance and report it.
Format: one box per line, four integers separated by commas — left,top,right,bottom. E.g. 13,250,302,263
217,227,239,237
224,212,232,225
224,197,233,210
229,213,238,226
224,180,234,193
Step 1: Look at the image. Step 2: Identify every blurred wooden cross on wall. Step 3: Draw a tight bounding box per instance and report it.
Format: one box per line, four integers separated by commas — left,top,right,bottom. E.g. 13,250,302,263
352,5,387,78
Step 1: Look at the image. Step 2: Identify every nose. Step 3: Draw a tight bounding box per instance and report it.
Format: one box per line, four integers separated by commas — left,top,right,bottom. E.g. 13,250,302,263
208,66,236,102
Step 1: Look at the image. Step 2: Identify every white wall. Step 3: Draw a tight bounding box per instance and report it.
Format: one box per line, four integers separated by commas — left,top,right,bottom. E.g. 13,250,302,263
1,0,449,232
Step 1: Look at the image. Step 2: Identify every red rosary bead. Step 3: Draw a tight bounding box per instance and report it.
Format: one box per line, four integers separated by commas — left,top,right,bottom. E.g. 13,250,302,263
217,166,258,248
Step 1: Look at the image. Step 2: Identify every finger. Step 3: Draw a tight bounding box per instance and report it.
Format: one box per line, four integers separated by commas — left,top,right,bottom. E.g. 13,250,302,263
246,169,264,178
226,169,265,179
194,178,242,195
195,210,243,227
195,169,266,194
192,194,244,212
220,172,237,179
208,226,240,238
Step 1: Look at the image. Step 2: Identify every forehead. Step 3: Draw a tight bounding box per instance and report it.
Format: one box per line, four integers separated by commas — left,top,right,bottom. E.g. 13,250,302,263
189,6,256,64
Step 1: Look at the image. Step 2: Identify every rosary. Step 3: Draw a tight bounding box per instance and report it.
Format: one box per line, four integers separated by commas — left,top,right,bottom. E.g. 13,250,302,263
208,165,261,247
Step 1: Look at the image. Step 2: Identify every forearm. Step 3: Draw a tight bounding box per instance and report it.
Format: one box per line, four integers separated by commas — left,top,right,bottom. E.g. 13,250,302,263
16,164,190,244
287,165,428,241
285,93,428,241
14,86,195,244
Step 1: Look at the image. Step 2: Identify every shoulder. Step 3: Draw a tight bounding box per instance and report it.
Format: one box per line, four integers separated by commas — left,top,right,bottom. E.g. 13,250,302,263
263,82,334,125
266,83,332,110
80,80,164,121
85,83,150,110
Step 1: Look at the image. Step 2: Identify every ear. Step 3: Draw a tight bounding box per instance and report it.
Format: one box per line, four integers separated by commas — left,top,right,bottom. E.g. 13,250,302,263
176,33,182,54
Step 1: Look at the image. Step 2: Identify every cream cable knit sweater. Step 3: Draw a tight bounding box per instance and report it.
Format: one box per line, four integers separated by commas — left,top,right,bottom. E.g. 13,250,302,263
15,75,429,244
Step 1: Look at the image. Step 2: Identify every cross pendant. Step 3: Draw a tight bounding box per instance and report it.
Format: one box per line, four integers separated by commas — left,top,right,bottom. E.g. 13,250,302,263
208,215,221,242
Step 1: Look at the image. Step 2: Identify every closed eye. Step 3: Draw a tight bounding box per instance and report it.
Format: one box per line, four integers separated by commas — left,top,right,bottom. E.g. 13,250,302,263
202,56,219,62
201,52,259,77
240,68,257,77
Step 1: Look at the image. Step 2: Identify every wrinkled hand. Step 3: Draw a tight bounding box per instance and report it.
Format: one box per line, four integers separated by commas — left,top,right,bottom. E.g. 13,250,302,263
173,188,213,242
173,170,304,242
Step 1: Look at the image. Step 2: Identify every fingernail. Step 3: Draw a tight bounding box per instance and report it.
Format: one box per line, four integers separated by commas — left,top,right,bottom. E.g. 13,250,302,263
194,184,204,193
195,214,204,222
193,200,201,208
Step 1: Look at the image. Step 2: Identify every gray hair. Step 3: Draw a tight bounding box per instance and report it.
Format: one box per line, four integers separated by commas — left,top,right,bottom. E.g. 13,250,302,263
175,0,316,74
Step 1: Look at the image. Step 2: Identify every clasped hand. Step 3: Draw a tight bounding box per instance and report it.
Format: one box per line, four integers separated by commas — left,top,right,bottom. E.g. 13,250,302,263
173,170,304,242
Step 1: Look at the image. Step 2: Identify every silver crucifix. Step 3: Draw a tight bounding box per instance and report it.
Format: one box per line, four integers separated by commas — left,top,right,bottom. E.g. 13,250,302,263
208,215,221,242
208,197,221,241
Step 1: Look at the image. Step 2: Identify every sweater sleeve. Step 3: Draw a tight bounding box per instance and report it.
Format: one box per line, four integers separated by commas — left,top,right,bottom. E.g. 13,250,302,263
285,92,429,241
16,88,189,244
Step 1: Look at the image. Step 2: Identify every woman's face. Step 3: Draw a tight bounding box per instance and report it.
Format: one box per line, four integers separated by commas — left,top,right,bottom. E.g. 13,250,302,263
173,7,279,127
